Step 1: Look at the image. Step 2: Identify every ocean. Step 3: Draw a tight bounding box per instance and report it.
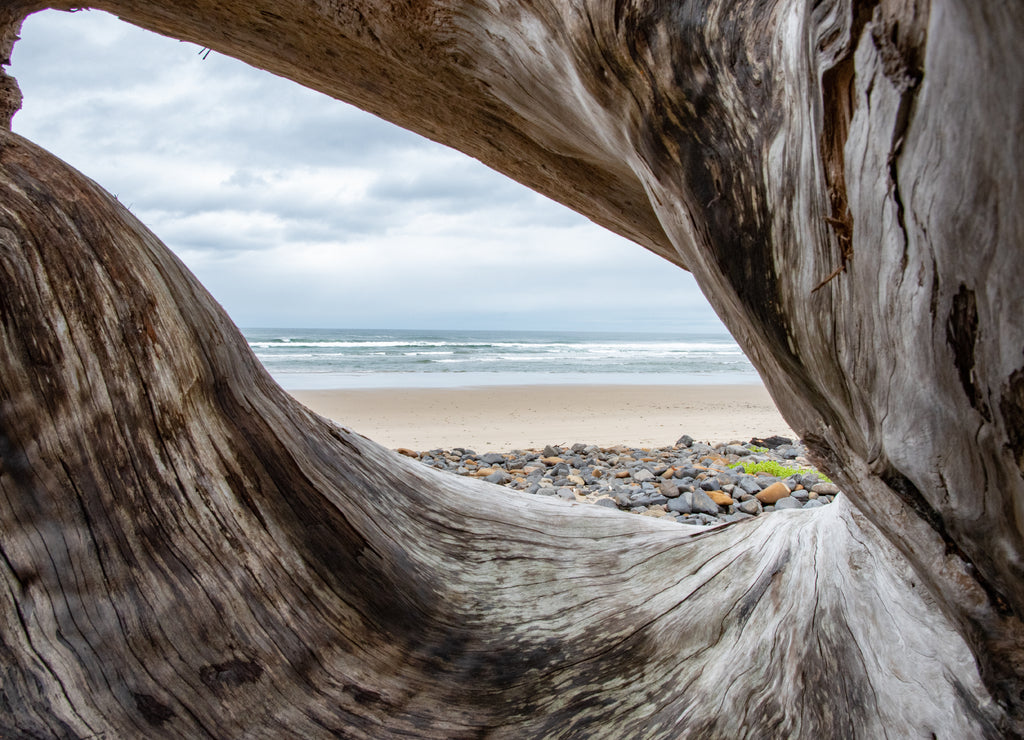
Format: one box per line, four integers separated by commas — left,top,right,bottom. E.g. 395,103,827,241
243,328,760,389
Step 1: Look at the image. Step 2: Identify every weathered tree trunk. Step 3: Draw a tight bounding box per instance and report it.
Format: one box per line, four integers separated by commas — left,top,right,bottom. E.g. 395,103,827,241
1,0,1022,736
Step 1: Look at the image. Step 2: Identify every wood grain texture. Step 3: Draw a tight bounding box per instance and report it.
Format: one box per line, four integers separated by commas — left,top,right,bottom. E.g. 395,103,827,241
1,0,1023,735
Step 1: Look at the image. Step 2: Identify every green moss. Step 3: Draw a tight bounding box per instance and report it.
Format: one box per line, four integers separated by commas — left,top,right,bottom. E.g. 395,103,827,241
728,459,831,482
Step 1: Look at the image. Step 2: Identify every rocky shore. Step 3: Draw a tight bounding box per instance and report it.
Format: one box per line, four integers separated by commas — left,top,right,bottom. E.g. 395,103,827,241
399,435,840,528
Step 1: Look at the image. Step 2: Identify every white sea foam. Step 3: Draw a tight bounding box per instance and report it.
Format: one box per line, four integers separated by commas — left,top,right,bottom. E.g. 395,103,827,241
242,328,758,389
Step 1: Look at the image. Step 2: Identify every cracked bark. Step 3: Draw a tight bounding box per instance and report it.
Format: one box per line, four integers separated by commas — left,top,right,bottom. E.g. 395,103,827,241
1,0,1023,736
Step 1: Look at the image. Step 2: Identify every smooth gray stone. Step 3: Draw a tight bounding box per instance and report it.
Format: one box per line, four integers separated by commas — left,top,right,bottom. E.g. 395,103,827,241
802,499,826,508
675,434,694,447
557,488,576,500
737,477,763,495
480,453,506,465
633,468,655,482
660,481,680,498
667,492,693,514
812,481,840,494
738,499,762,515
723,512,754,522
775,497,803,510
691,490,720,515
484,471,509,484
595,497,619,509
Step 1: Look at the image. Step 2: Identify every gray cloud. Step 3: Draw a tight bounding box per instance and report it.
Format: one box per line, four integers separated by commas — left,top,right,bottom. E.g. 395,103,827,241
8,8,726,332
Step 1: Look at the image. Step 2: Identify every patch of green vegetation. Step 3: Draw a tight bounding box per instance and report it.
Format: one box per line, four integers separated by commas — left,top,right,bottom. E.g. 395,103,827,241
747,445,769,454
728,459,831,482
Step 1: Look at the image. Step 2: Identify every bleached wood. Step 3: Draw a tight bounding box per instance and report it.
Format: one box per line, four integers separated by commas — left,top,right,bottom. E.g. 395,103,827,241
1,0,1022,735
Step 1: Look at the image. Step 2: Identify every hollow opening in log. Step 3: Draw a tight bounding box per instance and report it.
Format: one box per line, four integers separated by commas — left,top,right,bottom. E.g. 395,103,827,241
2,1,1024,736
11,8,787,453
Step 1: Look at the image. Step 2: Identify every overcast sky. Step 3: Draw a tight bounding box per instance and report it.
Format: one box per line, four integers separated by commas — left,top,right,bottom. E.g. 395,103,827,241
9,8,726,333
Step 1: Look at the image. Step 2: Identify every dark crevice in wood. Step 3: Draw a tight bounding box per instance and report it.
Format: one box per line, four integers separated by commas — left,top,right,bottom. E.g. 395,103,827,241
946,284,993,421
813,2,878,294
1002,365,1024,471
878,463,1012,617
815,56,856,292
733,549,790,627
131,691,176,726
198,658,264,692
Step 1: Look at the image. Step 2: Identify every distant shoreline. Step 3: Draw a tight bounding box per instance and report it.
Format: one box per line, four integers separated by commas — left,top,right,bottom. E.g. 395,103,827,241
290,383,794,452
273,371,765,391
245,327,760,391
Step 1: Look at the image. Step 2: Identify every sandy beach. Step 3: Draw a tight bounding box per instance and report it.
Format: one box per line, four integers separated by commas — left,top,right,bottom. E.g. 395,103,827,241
290,383,795,451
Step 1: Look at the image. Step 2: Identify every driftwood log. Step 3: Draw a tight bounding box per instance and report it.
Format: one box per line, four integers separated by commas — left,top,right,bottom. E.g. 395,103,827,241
1,0,1022,736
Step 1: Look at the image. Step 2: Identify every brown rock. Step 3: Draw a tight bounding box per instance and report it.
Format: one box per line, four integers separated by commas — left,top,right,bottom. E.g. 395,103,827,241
756,481,792,504
614,470,631,479
396,448,419,458
541,456,565,466
708,491,734,506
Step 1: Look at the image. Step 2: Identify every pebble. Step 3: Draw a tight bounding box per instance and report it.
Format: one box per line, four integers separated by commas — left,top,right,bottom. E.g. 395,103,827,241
405,437,841,528
668,493,693,514
691,490,721,516
775,497,803,510
738,498,762,515
755,481,792,504
708,491,734,506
